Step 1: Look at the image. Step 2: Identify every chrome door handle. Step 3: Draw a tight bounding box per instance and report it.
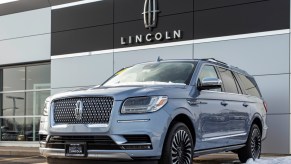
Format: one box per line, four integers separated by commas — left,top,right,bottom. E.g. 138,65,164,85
221,101,228,106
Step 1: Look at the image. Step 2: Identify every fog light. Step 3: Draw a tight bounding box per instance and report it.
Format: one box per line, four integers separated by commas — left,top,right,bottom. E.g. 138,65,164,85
121,145,152,150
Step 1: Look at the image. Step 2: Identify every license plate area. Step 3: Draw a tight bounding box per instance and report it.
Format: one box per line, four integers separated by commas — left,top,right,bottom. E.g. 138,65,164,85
65,142,87,157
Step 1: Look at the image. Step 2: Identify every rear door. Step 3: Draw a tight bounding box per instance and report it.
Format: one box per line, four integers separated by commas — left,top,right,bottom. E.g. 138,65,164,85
217,67,250,145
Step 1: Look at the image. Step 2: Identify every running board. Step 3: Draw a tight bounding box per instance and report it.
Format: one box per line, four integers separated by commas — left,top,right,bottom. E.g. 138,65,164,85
194,144,245,157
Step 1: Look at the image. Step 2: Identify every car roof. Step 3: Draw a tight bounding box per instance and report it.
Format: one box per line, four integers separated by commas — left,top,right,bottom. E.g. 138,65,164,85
128,58,250,77
196,58,250,76
140,58,250,77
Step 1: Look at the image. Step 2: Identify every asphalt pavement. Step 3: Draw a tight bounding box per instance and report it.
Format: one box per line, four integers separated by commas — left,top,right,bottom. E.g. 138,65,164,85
0,155,45,164
0,147,287,164
0,153,241,164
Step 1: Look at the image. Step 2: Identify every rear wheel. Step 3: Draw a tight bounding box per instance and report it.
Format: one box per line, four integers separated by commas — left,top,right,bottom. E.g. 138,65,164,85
159,122,194,164
237,124,261,163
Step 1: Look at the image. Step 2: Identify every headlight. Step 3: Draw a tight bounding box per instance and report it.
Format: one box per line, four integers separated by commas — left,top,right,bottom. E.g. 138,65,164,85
121,96,168,114
43,96,51,116
43,101,49,116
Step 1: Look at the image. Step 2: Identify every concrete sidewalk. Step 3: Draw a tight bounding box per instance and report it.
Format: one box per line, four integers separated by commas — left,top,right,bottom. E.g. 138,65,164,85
0,146,40,156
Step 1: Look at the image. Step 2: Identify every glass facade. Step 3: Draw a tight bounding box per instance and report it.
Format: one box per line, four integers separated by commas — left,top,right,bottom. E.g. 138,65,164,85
0,63,50,141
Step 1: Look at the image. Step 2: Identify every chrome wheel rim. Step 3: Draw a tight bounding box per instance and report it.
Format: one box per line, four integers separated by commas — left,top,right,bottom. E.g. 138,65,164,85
251,128,261,159
171,130,192,164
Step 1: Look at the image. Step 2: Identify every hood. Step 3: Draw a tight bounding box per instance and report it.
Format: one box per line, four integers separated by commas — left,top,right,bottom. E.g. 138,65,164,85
50,85,191,101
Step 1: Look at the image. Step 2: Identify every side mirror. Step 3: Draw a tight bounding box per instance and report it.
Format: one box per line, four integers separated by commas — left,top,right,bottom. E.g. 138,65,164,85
198,77,222,90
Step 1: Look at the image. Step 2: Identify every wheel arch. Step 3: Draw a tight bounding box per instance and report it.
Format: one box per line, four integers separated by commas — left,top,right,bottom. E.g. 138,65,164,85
251,114,263,135
167,114,196,146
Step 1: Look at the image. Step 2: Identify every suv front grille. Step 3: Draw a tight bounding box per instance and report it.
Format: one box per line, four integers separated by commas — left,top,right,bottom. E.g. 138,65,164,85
53,97,114,124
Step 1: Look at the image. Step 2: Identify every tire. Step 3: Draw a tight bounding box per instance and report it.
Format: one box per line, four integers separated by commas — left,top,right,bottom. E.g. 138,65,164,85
159,122,194,164
237,124,262,163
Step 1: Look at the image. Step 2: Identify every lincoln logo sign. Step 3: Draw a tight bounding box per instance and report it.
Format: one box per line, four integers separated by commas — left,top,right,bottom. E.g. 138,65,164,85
75,100,83,121
143,0,159,30
120,0,183,45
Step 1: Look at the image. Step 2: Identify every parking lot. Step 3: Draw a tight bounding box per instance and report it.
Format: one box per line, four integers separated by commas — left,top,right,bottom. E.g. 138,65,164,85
4,153,291,164
0,153,241,164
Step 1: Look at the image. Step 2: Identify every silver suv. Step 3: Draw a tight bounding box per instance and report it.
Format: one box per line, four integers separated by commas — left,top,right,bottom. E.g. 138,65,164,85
39,58,268,164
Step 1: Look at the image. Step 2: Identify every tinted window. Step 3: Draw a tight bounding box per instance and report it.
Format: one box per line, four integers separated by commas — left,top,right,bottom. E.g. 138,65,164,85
238,74,261,98
218,68,239,94
198,65,221,92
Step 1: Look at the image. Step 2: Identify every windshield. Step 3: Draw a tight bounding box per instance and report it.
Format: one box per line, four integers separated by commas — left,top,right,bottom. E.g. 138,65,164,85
103,62,196,86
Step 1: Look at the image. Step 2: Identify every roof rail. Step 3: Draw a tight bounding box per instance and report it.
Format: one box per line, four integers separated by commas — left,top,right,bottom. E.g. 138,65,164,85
229,65,249,75
198,58,248,75
199,58,228,66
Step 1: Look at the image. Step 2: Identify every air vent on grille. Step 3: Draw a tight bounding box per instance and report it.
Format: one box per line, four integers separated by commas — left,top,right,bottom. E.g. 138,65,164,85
47,135,121,150
53,97,114,124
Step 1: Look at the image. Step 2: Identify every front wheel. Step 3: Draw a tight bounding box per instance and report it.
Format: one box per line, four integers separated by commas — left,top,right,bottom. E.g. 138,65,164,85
159,122,194,164
237,124,262,163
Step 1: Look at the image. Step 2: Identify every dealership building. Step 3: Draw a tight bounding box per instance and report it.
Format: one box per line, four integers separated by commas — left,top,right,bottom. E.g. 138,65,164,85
0,0,290,154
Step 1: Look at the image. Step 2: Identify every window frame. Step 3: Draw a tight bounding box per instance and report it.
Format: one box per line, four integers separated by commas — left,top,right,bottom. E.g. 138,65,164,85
236,73,262,98
214,65,247,95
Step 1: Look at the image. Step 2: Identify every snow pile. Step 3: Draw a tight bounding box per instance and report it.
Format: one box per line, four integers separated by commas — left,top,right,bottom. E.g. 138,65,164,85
246,156,291,164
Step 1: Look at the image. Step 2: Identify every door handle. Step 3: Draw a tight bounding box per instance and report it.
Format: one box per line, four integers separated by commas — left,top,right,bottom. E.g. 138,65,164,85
243,102,249,107
221,101,228,106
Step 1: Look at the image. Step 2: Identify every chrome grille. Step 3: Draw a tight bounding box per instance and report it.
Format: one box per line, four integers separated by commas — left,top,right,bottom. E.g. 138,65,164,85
53,97,114,124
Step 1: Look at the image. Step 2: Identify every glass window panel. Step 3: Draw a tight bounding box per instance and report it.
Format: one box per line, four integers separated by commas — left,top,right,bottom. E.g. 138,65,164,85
2,92,25,117
218,68,239,94
238,74,261,98
3,67,25,91
26,91,51,116
26,64,51,90
0,117,40,141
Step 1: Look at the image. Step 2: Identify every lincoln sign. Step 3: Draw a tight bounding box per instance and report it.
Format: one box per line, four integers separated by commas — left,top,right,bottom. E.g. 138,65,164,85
121,30,183,45
120,0,183,45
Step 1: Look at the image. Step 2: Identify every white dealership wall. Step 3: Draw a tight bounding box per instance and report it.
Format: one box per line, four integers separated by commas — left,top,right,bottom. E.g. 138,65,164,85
0,7,51,147
0,8,51,65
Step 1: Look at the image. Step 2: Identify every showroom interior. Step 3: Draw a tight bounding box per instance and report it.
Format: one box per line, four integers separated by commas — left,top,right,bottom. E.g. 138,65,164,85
0,0,290,154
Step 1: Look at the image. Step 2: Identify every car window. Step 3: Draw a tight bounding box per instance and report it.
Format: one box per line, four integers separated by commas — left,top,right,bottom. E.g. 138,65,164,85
103,62,196,86
198,65,221,92
218,67,239,94
238,74,261,98
233,72,243,94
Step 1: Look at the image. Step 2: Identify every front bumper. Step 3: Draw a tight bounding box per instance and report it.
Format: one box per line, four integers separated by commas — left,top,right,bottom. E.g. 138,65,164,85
40,148,133,160
39,101,172,159
262,125,268,141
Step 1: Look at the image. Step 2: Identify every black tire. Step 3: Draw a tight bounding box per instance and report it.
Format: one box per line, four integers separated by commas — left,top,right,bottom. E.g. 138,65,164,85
237,124,262,163
159,122,194,164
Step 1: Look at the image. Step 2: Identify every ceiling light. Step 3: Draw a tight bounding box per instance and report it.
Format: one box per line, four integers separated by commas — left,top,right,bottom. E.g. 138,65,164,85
0,0,18,5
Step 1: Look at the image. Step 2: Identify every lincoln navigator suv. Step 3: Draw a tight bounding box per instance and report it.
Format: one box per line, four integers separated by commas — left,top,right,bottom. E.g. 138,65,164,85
39,58,268,163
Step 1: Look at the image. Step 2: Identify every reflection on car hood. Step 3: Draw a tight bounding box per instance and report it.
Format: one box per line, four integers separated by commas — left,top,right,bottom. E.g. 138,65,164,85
103,81,186,87
51,85,191,101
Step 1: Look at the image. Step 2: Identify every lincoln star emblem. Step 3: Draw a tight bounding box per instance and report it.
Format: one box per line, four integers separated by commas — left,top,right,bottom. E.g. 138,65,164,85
142,0,160,30
75,100,83,121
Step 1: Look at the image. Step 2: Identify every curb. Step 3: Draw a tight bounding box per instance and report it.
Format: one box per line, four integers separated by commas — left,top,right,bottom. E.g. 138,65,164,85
0,148,40,156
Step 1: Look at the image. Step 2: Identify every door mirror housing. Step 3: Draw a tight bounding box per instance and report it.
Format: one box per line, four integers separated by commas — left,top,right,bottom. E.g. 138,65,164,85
198,77,222,90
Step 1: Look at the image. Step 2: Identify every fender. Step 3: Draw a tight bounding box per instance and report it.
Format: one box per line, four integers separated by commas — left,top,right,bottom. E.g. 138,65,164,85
159,107,197,152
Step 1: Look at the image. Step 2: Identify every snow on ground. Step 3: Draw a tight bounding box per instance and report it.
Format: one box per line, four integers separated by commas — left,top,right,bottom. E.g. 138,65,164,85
246,156,291,164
